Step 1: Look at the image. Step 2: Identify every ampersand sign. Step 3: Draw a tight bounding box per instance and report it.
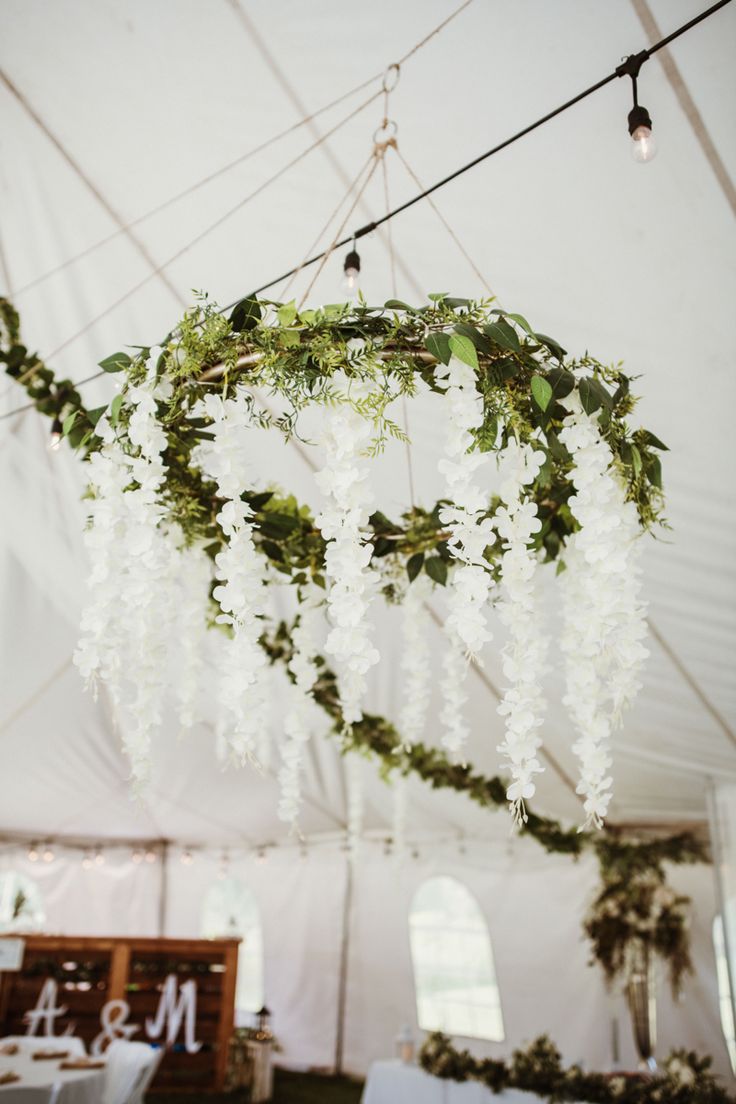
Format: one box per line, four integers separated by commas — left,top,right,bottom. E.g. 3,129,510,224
91,1000,140,1056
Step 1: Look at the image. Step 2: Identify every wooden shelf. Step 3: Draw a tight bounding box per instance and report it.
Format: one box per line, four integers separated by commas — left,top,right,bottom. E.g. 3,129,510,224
0,935,239,1092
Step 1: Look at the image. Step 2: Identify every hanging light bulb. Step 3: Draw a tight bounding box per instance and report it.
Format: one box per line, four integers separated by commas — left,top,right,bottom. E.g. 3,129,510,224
94,849,105,866
131,849,143,864
343,247,361,297
42,844,55,863
628,103,657,163
144,848,157,864
28,842,39,862
82,852,94,870
48,417,63,451
180,848,193,866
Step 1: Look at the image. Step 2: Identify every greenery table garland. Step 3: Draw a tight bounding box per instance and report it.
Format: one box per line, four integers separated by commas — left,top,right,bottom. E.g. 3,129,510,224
419,1032,735,1103
0,294,700,998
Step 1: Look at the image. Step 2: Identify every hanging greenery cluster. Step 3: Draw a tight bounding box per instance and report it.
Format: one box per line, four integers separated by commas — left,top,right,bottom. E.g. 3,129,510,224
584,835,703,995
1,294,700,993
419,1032,735,1104
1,292,667,824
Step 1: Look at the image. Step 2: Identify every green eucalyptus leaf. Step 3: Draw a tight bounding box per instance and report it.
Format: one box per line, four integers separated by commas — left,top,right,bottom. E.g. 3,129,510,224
425,332,452,365
578,378,602,415
277,301,297,327
98,351,131,373
534,332,567,360
505,311,535,336
229,296,261,333
62,411,78,436
424,556,448,586
109,394,124,427
448,334,478,370
407,552,425,582
646,455,662,489
531,375,553,411
641,430,669,451
483,322,519,353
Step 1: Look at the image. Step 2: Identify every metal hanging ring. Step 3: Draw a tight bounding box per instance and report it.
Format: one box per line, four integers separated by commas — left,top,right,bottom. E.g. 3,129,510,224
373,118,398,145
381,63,401,94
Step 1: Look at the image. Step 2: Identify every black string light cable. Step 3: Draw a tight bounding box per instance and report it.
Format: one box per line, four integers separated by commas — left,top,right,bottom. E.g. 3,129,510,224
1,0,731,425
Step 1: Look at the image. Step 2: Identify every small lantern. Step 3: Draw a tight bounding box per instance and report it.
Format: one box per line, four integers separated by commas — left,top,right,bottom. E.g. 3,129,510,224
396,1024,415,1064
256,1005,272,1039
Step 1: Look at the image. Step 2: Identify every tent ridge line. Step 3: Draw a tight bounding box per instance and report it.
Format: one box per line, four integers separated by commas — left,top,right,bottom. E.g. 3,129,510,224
0,68,187,309
647,617,736,753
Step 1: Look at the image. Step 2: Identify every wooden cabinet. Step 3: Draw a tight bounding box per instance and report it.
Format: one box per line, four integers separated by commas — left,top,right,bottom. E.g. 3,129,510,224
0,935,239,1092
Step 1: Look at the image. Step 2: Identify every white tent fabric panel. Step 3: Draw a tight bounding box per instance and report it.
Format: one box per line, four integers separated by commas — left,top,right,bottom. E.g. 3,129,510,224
1,843,732,1080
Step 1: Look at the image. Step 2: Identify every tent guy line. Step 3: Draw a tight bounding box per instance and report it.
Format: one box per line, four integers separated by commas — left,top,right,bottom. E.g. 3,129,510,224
1,0,732,425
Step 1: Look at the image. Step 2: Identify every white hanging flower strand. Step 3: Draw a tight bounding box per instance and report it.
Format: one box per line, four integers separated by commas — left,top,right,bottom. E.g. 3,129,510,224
494,438,548,826
174,545,212,730
439,632,470,759
315,376,380,725
277,589,324,830
434,354,495,759
76,348,179,786
558,392,649,828
398,574,432,749
197,388,268,764
74,440,133,706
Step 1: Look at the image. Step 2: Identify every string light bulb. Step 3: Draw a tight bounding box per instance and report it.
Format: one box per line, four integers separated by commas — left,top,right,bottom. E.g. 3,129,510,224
48,417,63,451
343,247,361,297
144,848,157,864
28,842,39,862
42,844,55,863
628,103,656,163
181,849,193,866
94,849,105,866
131,849,143,864
82,852,94,870
618,53,657,164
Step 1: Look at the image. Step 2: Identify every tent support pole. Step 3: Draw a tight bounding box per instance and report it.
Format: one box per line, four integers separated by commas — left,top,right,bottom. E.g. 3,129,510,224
158,840,169,937
334,852,353,1076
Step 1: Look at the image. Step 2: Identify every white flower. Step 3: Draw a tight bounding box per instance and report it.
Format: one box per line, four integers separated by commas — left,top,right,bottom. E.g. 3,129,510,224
398,575,432,748
493,438,548,826
435,357,496,760
174,545,212,730
75,355,179,787
315,375,380,725
558,400,649,828
196,386,269,764
435,357,496,663
277,589,324,830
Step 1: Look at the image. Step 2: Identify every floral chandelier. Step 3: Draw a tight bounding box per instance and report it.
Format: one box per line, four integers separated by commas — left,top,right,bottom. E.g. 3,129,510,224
3,294,666,830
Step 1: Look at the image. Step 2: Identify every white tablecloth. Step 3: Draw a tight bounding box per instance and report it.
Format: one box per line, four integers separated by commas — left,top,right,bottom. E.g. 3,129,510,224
0,1048,105,1104
361,1061,543,1104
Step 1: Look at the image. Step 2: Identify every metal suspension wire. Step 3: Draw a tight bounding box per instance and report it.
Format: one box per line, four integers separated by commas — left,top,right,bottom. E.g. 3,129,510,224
9,0,478,299
1,0,731,423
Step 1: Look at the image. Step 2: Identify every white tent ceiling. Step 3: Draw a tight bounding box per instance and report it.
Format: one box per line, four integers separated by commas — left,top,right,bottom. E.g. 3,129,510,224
1,0,735,850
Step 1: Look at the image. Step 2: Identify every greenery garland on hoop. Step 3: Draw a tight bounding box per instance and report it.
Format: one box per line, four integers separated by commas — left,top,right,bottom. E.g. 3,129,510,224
0,294,700,997
419,1032,735,1104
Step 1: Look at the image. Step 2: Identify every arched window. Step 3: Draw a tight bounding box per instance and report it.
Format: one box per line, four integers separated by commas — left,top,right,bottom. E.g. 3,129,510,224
409,876,504,1041
713,915,736,1073
201,878,264,1023
0,870,45,932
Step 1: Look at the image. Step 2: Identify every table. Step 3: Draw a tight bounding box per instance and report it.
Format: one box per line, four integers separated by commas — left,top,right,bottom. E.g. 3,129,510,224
0,1047,105,1104
361,1061,546,1104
